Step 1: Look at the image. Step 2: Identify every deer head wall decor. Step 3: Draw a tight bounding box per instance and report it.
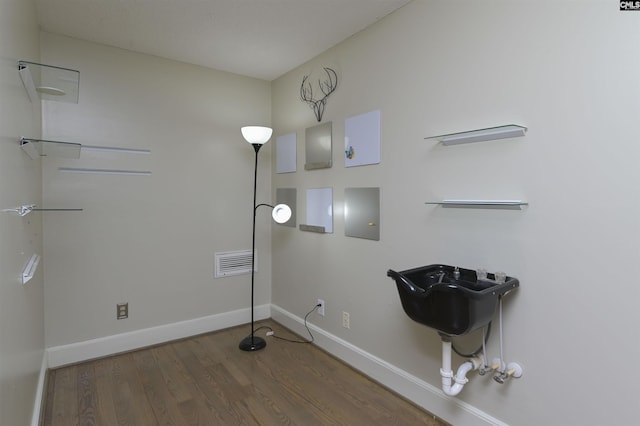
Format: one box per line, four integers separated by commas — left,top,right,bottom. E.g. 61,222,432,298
300,67,338,122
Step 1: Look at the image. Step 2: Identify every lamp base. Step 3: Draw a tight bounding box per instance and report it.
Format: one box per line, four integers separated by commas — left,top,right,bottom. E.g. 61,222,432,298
239,335,267,351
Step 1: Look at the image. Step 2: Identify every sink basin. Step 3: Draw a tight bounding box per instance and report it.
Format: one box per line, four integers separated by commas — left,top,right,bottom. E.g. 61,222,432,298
387,264,518,336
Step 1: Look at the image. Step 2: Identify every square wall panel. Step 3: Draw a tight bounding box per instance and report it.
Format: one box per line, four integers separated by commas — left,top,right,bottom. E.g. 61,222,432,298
345,187,380,241
305,122,332,170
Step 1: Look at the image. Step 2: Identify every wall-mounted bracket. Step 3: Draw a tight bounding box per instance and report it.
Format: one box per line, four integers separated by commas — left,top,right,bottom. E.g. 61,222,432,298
22,254,41,285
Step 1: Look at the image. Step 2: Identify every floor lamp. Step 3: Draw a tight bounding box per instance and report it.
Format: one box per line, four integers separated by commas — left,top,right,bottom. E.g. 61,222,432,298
239,126,292,352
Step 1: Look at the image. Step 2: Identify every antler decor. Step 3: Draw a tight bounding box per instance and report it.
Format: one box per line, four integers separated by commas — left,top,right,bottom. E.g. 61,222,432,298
300,67,338,122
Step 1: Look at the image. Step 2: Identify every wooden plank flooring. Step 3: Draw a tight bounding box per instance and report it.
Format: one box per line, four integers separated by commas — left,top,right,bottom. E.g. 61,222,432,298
42,320,449,425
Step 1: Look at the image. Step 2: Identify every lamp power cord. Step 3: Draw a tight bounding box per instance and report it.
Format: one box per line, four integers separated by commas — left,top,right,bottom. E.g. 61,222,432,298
252,302,321,344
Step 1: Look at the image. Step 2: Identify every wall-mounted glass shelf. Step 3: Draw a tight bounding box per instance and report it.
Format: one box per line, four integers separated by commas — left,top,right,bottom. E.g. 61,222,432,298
58,167,152,176
425,200,528,210
18,61,80,103
20,137,152,160
425,125,527,145
20,137,82,159
2,204,83,217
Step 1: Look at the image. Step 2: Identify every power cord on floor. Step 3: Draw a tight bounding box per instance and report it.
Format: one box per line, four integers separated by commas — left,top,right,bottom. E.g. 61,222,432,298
253,303,321,344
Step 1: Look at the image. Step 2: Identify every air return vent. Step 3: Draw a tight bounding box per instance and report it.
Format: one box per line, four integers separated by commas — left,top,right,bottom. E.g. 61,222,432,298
214,250,256,278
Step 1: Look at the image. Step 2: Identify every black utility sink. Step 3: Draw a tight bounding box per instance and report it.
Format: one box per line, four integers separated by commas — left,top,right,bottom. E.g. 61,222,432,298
387,264,518,336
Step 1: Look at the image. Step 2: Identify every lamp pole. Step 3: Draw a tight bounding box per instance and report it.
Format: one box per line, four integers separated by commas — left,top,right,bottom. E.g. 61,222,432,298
239,143,267,351
237,126,290,351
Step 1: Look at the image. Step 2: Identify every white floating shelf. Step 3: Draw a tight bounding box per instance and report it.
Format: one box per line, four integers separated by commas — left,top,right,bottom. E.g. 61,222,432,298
426,125,527,145
22,254,41,285
425,200,528,210
18,61,79,103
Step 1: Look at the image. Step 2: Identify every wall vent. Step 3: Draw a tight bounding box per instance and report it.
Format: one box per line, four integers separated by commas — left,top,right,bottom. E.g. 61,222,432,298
214,249,256,278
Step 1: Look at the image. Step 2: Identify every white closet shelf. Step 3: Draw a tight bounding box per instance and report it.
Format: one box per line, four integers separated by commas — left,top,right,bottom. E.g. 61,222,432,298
425,124,527,145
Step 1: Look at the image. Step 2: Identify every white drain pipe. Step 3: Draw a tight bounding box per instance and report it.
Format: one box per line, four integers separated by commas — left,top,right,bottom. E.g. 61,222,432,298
440,338,482,396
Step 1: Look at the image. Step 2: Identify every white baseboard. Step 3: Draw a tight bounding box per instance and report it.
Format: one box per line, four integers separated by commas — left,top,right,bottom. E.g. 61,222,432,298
46,304,270,368
271,304,508,426
31,350,48,426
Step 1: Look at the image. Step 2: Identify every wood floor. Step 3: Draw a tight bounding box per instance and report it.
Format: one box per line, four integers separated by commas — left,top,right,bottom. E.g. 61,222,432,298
42,320,448,425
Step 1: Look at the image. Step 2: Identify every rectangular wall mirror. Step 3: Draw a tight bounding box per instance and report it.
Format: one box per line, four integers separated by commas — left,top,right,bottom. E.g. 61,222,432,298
276,133,297,173
305,122,332,170
345,187,380,241
303,187,333,233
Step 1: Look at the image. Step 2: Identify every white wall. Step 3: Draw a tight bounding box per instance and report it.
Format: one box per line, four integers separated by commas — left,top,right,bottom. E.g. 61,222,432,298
271,1,640,425
0,0,45,424
40,33,272,348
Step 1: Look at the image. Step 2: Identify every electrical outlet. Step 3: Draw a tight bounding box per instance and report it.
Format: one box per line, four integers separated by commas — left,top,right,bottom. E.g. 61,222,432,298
117,303,128,320
342,311,350,329
317,299,325,316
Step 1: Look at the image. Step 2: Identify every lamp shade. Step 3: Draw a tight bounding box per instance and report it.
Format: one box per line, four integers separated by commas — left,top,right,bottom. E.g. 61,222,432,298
241,126,273,145
272,204,292,224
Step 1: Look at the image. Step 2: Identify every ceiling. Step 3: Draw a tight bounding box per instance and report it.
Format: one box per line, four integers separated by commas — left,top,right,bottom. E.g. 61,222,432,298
35,0,412,81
